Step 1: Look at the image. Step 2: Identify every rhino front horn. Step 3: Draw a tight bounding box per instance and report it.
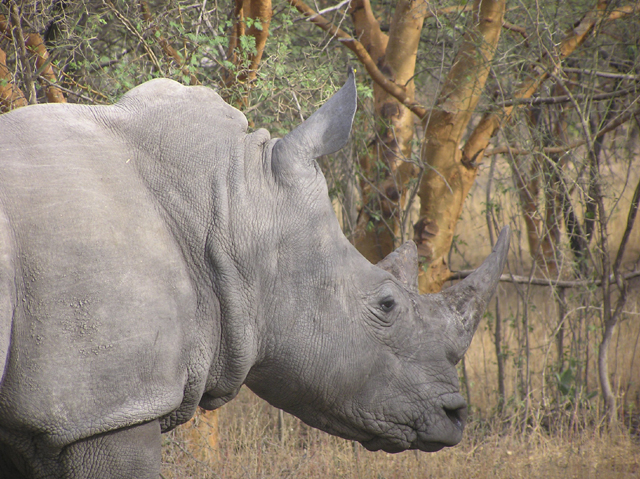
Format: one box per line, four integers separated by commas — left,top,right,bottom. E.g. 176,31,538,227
441,226,510,362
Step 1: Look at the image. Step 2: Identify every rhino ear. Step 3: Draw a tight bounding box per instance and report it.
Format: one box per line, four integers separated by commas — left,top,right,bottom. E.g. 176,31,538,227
377,241,419,293
271,68,357,174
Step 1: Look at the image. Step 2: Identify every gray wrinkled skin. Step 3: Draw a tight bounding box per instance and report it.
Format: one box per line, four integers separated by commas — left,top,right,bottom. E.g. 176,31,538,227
0,71,509,478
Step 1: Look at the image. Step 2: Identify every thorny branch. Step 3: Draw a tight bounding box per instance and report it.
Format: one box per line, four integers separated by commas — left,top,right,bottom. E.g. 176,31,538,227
287,0,428,118
9,3,36,104
140,0,200,85
486,105,640,156
103,0,163,74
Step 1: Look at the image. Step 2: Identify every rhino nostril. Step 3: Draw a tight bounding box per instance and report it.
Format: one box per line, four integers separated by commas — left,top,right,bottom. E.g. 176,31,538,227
443,404,467,430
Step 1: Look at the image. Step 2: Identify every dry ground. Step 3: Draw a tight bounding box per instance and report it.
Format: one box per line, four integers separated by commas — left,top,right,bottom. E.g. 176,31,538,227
161,388,640,478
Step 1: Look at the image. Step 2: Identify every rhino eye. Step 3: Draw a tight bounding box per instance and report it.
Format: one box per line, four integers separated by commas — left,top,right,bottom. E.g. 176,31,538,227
379,298,396,313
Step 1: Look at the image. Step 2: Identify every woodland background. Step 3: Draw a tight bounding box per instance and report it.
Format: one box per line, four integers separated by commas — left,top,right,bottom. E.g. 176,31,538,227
1,0,639,477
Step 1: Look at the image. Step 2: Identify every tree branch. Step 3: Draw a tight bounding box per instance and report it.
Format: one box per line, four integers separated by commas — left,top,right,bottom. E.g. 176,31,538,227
486,104,640,156
25,33,66,103
9,3,36,104
450,269,640,288
562,67,639,80
496,85,637,107
462,0,640,167
287,0,428,118
103,0,163,74
39,76,100,104
502,21,528,43
140,0,200,85
0,44,27,111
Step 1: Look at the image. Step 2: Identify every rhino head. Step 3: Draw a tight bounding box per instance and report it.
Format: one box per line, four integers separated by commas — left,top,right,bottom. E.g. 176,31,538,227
238,69,510,453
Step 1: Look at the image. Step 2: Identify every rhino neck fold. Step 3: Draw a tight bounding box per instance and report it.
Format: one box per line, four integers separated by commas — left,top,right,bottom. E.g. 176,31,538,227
130,144,263,411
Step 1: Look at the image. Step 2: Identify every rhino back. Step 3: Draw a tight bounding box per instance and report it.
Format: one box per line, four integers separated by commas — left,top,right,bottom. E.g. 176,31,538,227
0,94,214,446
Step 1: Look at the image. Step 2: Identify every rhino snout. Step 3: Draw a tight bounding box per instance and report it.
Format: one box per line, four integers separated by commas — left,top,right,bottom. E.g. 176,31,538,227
407,393,468,452
442,393,468,432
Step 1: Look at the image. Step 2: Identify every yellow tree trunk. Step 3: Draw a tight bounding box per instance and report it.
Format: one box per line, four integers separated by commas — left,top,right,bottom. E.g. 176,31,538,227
416,0,506,292
352,0,425,262
0,16,28,111
283,1,635,296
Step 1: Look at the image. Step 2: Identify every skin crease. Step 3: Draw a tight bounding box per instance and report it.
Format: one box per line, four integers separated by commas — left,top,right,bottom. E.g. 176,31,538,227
0,71,508,478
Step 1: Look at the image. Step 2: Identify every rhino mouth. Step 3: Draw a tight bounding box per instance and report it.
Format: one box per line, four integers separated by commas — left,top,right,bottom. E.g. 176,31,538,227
361,437,450,453
353,393,468,454
358,418,465,453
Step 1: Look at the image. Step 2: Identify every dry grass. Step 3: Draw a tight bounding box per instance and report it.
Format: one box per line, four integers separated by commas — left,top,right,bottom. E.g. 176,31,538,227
161,388,640,479
161,156,640,478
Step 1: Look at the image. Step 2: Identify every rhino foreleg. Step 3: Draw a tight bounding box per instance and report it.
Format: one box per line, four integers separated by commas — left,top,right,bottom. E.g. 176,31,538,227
60,421,162,479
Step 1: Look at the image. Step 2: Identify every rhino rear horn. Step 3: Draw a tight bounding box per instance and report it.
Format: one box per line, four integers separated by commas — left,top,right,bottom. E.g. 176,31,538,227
272,68,357,173
442,226,510,361
377,241,419,293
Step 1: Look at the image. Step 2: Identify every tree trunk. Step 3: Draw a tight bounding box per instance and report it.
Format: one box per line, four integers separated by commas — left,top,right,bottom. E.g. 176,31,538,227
352,0,424,262
25,33,66,103
415,0,506,293
0,44,28,111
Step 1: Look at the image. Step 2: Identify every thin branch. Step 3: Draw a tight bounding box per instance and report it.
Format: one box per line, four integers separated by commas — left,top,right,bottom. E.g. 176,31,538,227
486,105,640,156
0,44,27,111
140,0,199,85
562,67,639,80
103,0,163,74
449,269,640,288
462,0,640,166
424,4,472,20
26,33,66,103
502,21,528,43
59,70,110,100
496,85,637,107
39,77,102,104
197,5,227,61
9,3,36,104
287,0,428,118
307,0,352,20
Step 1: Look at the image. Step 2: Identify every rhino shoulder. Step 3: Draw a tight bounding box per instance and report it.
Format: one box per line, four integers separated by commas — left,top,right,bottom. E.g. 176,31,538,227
115,79,248,133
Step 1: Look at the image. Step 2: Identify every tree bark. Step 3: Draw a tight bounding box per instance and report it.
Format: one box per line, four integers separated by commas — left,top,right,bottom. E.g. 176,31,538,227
0,44,28,111
352,0,425,262
415,0,506,293
25,33,66,103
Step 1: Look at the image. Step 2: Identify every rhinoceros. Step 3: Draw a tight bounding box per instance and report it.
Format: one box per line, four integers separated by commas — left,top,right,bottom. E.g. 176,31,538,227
0,69,509,478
